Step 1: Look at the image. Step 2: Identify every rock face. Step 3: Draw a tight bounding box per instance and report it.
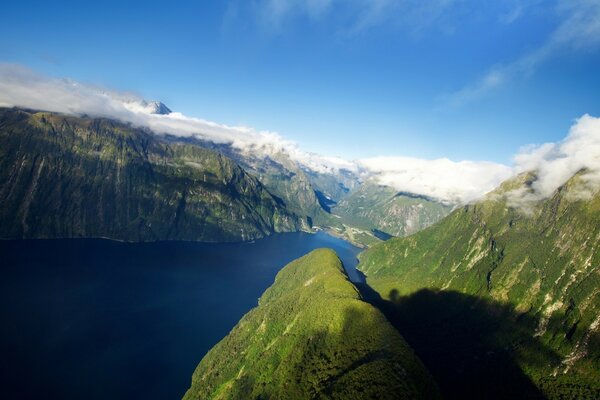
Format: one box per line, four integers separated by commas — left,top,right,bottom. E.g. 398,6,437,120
333,182,452,237
183,249,440,400
358,172,600,398
0,108,304,242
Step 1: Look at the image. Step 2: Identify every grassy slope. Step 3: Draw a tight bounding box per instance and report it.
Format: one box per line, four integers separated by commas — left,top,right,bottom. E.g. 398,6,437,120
0,108,303,241
358,173,600,398
183,249,439,400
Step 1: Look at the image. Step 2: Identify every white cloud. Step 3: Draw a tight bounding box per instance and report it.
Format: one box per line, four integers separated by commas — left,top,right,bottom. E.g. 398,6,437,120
0,63,349,174
499,0,544,24
2,63,599,208
444,0,600,107
358,156,513,204
244,0,460,35
359,115,600,206
511,114,600,201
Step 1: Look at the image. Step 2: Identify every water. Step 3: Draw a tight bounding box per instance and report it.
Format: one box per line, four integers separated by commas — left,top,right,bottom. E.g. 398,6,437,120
0,232,361,400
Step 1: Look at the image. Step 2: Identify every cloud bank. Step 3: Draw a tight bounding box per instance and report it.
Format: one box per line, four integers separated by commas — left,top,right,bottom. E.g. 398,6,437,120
0,63,350,174
358,157,514,204
1,63,599,206
512,114,600,202
359,115,600,206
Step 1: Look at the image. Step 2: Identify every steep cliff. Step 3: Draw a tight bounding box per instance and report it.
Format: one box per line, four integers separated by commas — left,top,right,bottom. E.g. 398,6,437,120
0,108,303,242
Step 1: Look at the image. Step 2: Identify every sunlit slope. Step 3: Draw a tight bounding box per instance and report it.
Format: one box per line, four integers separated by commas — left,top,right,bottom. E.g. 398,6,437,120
183,249,439,400
358,172,600,397
0,108,303,241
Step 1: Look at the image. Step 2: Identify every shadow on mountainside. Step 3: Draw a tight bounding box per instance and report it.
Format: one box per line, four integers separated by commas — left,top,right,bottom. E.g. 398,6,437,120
354,272,560,399
291,305,441,399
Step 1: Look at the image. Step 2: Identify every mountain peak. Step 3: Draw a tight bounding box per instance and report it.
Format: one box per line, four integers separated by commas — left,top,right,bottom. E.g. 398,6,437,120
144,101,171,115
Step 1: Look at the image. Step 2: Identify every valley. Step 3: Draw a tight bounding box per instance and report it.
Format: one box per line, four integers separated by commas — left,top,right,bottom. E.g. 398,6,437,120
2,3,599,398
1,108,598,400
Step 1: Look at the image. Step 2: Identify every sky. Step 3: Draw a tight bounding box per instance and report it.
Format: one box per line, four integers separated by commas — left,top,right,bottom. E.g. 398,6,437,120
1,1,600,205
1,0,599,164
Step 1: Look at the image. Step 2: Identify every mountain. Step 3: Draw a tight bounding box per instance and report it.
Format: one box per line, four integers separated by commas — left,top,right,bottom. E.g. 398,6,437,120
358,172,600,398
162,129,453,247
332,181,453,237
0,106,445,246
143,101,172,115
164,136,333,223
304,166,360,207
183,249,440,400
0,108,305,242
234,150,328,221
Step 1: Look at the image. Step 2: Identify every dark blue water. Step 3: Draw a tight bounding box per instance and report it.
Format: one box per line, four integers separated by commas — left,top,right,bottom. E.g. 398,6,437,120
0,232,361,400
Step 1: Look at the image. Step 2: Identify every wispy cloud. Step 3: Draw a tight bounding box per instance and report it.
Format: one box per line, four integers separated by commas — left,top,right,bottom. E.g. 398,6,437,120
236,0,461,35
443,0,600,107
498,0,543,24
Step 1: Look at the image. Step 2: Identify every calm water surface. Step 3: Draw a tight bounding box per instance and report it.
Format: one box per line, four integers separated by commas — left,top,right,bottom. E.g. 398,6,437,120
0,232,360,400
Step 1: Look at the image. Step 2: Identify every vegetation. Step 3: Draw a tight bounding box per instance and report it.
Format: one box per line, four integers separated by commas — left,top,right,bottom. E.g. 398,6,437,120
332,182,452,238
358,172,600,398
183,249,440,400
8,105,599,398
179,136,332,224
0,108,304,242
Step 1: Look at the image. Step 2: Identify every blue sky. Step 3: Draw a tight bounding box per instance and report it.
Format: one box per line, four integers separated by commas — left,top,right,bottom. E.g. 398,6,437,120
1,0,599,164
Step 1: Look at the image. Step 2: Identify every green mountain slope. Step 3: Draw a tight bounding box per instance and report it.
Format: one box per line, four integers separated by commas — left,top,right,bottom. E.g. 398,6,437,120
333,182,452,237
0,108,303,242
358,172,600,398
305,167,359,205
166,136,333,225
183,249,440,400
240,151,327,221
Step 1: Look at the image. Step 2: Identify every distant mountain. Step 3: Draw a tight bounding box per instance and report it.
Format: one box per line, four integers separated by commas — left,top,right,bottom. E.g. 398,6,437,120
66,94,451,245
358,172,600,398
304,166,360,205
332,181,453,237
0,100,459,246
183,249,440,400
0,108,305,242
163,134,452,246
163,135,341,226
143,101,172,115
233,150,328,221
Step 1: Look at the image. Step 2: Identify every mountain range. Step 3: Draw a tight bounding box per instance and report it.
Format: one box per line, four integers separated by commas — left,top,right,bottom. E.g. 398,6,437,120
0,105,451,245
2,102,598,399
0,108,303,241
357,171,600,398
183,170,600,399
